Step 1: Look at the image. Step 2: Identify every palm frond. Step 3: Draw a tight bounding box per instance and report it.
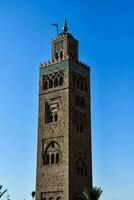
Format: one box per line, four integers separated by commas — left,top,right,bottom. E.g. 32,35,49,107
0,189,8,198
80,186,102,200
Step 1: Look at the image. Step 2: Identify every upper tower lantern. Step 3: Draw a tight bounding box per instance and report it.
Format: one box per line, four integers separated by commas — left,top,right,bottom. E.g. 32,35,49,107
52,20,78,61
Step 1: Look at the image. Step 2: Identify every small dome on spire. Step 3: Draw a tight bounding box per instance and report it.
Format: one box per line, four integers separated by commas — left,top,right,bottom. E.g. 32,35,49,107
62,19,68,33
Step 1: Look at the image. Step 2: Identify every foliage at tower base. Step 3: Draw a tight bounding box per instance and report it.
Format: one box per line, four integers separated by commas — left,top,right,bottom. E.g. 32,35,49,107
0,185,8,198
79,186,103,200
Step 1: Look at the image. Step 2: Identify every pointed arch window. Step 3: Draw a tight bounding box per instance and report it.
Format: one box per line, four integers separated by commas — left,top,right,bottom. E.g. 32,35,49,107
75,157,86,176
42,140,61,166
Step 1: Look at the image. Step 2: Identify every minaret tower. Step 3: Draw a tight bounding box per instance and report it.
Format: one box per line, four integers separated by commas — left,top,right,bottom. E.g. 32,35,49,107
36,20,92,200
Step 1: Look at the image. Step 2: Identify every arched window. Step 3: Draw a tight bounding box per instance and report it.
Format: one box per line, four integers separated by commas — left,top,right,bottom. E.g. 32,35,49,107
43,81,48,90
56,153,59,163
59,76,63,86
60,50,63,60
54,78,58,87
55,52,59,60
49,79,53,88
51,153,55,164
75,157,86,177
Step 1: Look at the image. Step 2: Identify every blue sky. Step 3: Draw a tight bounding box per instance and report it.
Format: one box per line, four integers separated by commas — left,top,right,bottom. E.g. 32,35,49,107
0,0,134,200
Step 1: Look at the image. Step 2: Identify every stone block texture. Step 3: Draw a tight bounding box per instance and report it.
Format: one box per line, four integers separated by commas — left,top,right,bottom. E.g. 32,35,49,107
36,25,92,200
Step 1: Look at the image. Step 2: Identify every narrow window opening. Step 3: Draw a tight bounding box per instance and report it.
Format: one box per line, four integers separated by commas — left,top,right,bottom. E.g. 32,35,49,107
49,114,53,122
77,166,80,174
81,81,84,90
81,99,85,109
52,141,55,148
54,114,58,122
81,166,83,175
84,81,87,92
49,79,53,88
46,154,49,164
51,154,55,164
55,52,59,60
80,125,83,133
69,51,73,58
43,81,48,90
54,78,58,87
43,154,49,165
75,96,79,106
60,50,63,60
56,153,59,163
77,79,79,88
73,76,76,87
76,124,79,132
43,155,46,165
59,76,63,86
79,80,82,90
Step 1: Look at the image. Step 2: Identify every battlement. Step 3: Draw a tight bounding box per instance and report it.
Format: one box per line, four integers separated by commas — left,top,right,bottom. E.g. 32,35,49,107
40,56,89,70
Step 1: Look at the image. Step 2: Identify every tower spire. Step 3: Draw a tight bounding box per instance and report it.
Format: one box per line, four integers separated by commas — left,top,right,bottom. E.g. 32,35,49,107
62,18,68,33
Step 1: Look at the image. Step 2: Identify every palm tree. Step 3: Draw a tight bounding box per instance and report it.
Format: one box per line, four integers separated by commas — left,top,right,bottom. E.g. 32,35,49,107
0,185,8,198
80,186,102,200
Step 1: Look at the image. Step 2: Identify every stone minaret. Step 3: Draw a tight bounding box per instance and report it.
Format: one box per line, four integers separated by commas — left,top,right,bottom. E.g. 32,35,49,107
36,20,92,200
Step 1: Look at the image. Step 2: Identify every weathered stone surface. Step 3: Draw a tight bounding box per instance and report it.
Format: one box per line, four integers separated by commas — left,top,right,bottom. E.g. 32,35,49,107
36,29,92,200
